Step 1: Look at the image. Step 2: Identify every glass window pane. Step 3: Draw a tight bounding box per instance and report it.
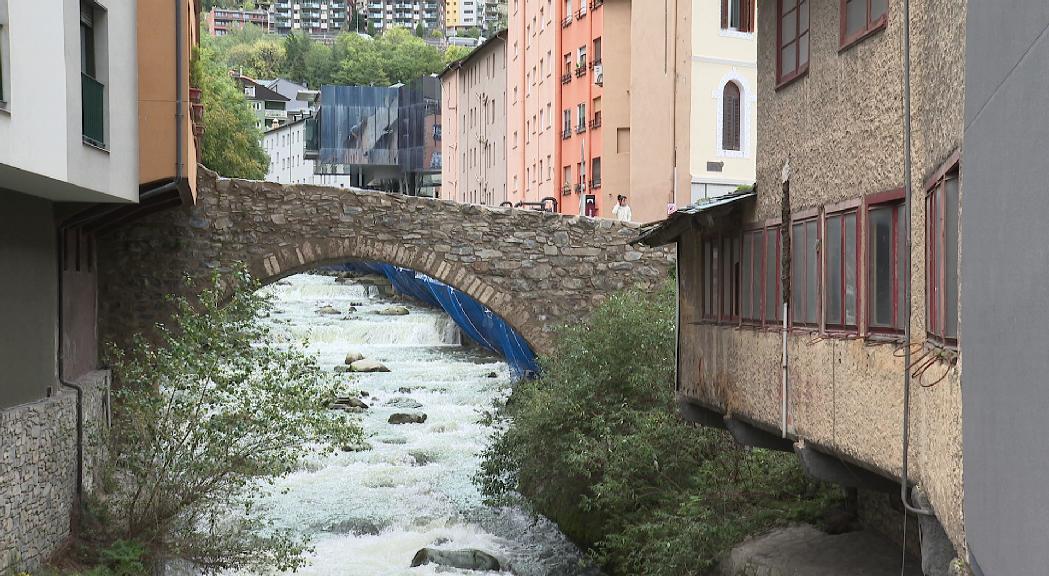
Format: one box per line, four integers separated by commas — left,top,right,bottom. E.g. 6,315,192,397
926,194,938,334
806,220,819,324
766,229,779,322
897,206,907,330
826,216,842,325
846,0,866,36
704,240,713,316
871,0,887,20
792,224,804,319
798,0,809,32
945,177,959,339
780,43,797,77
781,9,797,43
845,214,857,325
742,234,752,319
869,207,894,327
799,33,809,67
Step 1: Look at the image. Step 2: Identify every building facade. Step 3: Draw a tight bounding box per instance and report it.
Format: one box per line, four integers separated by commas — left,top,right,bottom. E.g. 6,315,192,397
440,31,507,205
689,0,756,203
273,0,351,37
205,6,272,36
639,0,968,570
446,0,480,29
557,0,603,217
263,117,356,186
365,0,445,33
235,73,291,130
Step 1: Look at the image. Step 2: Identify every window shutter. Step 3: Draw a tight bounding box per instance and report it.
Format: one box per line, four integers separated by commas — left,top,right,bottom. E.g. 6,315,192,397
721,0,729,29
741,0,754,32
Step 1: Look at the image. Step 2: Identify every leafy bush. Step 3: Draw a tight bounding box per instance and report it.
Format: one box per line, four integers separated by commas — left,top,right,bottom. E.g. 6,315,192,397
477,281,833,575
94,269,360,573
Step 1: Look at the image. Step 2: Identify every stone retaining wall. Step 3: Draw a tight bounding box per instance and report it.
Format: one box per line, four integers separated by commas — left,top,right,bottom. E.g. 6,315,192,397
0,371,109,573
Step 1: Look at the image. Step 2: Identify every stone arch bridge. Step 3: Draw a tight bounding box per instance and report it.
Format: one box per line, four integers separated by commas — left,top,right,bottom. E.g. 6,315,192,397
99,170,674,354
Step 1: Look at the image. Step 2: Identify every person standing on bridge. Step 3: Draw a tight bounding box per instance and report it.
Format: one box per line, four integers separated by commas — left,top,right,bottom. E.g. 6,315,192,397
612,195,633,222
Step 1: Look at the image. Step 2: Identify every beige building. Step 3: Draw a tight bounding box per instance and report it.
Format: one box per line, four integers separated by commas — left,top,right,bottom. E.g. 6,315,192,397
689,0,756,203
640,0,968,570
441,31,508,205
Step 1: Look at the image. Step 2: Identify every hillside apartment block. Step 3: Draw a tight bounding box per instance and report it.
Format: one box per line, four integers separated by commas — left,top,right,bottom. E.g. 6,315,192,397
1,0,202,571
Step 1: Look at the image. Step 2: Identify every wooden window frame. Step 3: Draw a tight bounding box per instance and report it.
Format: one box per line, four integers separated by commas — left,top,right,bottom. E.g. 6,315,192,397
776,0,810,89
839,0,888,51
865,188,906,336
791,208,821,329
925,153,961,347
723,82,742,152
721,0,755,33
824,200,862,334
741,227,765,325
720,233,742,323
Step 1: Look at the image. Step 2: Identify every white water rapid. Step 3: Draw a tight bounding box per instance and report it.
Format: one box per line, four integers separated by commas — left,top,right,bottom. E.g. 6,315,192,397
243,273,598,576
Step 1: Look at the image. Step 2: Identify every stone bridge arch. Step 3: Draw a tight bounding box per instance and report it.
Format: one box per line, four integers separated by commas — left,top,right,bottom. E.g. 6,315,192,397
99,169,674,355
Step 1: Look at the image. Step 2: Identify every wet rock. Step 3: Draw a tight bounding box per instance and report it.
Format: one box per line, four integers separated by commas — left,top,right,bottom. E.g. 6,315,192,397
389,413,428,425
410,548,501,572
409,450,435,466
349,301,364,307
335,277,353,284
359,390,370,398
344,351,366,364
340,441,372,453
385,397,423,409
316,305,341,315
347,306,358,313
328,517,386,536
335,397,369,410
486,371,499,378
275,280,292,286
376,305,410,316
397,386,413,394
333,365,353,373
351,359,390,373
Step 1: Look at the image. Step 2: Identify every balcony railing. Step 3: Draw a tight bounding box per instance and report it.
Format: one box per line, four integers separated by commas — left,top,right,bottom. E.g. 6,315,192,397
575,64,586,77
590,0,604,9
81,73,105,147
589,178,602,189
576,8,586,19
576,123,586,134
589,113,602,129
561,73,572,85
561,15,572,27
562,185,572,196
562,128,571,140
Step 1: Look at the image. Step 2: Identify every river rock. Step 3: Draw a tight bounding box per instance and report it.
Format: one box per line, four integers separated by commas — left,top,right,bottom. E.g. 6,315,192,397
388,412,427,425
376,305,410,316
351,359,390,373
340,441,372,452
397,386,413,394
385,397,423,409
316,305,341,315
486,371,499,378
410,548,501,571
335,397,369,410
333,365,353,373
359,390,370,397
344,351,366,364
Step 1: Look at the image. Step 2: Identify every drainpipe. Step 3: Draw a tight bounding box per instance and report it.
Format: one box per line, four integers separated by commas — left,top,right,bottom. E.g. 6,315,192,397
56,228,85,500
899,0,933,517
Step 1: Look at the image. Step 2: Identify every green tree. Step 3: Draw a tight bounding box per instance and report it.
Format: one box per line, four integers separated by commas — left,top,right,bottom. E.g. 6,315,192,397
332,33,389,85
283,32,312,85
94,269,361,572
192,42,269,179
304,41,336,88
444,44,473,66
376,28,443,84
414,22,426,37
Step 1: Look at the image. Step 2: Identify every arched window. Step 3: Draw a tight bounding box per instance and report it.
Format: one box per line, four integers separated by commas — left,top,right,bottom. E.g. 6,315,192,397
722,82,741,152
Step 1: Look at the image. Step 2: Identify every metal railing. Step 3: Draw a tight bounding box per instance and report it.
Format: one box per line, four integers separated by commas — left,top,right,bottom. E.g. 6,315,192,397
561,72,572,85
575,64,587,77
81,73,105,147
562,128,572,140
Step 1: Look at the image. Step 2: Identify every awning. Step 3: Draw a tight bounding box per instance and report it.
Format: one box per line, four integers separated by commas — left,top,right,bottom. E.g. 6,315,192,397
634,191,756,247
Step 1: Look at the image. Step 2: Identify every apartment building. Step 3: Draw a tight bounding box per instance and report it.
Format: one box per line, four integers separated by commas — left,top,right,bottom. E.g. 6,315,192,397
263,117,356,186
273,0,351,36
364,0,445,32
446,0,480,29
507,0,689,221
235,73,291,130
639,0,974,571
689,0,756,203
440,31,507,205
205,6,272,36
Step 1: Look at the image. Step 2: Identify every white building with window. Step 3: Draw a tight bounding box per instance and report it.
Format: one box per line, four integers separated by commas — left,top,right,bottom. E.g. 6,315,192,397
689,0,757,203
262,117,356,187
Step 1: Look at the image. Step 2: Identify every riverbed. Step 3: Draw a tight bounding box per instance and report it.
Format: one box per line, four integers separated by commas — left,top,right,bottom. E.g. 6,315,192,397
246,273,596,576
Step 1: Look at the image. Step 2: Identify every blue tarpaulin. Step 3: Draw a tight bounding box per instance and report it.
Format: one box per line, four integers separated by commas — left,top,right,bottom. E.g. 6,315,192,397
332,261,539,379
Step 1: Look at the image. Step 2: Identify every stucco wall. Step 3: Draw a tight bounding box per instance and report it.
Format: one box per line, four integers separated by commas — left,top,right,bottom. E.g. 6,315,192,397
0,371,109,573
675,0,967,554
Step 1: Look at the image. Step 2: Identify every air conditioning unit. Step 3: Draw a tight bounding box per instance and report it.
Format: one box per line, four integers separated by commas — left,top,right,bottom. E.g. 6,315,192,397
593,64,603,85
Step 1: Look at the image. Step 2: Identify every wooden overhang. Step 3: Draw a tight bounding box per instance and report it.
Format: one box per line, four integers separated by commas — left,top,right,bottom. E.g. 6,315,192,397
633,191,756,247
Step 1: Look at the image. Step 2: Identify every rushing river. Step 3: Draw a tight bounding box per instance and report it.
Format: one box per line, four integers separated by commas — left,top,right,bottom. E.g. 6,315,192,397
247,273,597,576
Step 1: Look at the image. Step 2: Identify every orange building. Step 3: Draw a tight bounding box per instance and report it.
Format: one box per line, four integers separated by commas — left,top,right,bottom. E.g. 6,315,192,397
557,0,603,216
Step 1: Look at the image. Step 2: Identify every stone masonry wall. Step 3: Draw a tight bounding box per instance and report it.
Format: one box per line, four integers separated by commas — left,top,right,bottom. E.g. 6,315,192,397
98,169,675,355
0,371,109,573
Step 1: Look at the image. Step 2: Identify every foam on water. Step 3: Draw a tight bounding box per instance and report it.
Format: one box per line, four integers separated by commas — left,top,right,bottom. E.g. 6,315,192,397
234,274,597,576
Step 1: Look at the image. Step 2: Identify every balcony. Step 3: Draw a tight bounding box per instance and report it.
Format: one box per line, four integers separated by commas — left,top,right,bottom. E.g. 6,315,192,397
590,0,604,8
562,184,572,196
576,123,586,134
562,128,571,140
589,178,601,189
81,73,105,148
576,7,586,19
561,15,572,27
575,64,586,77
589,113,602,129
561,72,572,85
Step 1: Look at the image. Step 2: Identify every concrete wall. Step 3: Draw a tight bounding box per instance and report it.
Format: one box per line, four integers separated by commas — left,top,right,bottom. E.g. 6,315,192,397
961,1,1049,574
0,371,109,573
0,0,137,204
673,0,967,554
689,0,756,202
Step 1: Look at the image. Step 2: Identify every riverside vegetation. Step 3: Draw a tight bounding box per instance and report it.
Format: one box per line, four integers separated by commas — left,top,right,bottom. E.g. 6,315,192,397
38,270,360,574
476,280,837,575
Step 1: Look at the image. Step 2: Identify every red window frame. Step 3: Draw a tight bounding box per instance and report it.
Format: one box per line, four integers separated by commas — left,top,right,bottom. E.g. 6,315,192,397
839,0,888,50
925,156,960,347
824,207,861,332
790,214,820,327
701,236,718,321
763,224,782,325
776,0,810,88
741,228,765,324
720,234,742,322
865,188,907,335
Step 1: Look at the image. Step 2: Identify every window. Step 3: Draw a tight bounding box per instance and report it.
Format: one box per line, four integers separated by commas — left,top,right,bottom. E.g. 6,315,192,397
926,168,959,344
791,218,819,326
764,226,781,323
867,197,906,333
722,82,741,151
702,237,718,319
593,37,602,64
577,103,586,131
841,0,887,47
80,1,105,146
721,235,741,321
777,0,809,86
591,157,601,187
562,165,572,191
741,229,762,323
722,0,754,32
825,209,859,330
578,45,587,68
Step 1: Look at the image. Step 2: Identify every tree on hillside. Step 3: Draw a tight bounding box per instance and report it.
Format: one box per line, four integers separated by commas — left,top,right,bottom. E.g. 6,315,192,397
377,28,443,84
415,22,426,37
283,32,312,85
332,33,389,85
192,42,269,179
444,45,473,66
304,42,336,88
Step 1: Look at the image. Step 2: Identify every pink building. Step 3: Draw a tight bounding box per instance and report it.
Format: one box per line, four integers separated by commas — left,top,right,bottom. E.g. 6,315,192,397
557,0,603,216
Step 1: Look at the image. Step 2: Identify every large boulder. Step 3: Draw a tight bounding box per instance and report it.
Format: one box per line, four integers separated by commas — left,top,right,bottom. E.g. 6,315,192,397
316,305,341,315
388,413,427,425
410,548,501,571
344,351,366,364
376,305,410,316
385,397,423,409
350,359,390,373
335,396,369,410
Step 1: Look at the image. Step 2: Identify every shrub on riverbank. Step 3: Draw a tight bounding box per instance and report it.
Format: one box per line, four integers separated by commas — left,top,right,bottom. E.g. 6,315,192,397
476,281,834,575
81,269,361,573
